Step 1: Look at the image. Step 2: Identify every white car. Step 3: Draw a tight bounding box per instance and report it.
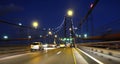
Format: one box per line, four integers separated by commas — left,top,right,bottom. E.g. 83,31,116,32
60,44,65,48
30,42,44,52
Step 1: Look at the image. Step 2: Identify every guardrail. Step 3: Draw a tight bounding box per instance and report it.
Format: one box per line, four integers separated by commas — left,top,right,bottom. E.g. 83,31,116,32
77,46,120,58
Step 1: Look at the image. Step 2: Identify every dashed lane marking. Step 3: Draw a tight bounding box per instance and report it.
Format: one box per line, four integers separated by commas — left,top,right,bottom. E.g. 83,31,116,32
56,51,61,55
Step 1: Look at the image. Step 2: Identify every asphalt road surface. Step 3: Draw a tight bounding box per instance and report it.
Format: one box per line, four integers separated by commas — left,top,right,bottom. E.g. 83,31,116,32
0,48,75,64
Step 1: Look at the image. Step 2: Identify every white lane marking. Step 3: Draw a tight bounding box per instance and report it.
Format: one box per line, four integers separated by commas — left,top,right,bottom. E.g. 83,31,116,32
77,48,104,64
0,53,28,61
56,51,61,55
72,48,77,64
73,48,88,64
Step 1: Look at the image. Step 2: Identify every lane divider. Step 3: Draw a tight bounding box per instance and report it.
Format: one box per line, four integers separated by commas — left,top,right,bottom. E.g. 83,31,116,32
72,48,77,64
77,48,104,64
56,51,61,55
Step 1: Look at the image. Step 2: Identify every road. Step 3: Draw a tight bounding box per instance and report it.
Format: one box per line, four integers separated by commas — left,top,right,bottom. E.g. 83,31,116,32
1,47,119,64
0,48,75,64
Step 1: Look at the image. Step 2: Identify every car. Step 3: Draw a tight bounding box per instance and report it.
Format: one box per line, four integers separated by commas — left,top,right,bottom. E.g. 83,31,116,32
60,44,65,48
30,42,44,52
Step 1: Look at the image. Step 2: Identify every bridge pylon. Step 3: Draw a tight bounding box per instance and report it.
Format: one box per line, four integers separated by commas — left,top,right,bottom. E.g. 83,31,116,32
63,16,76,47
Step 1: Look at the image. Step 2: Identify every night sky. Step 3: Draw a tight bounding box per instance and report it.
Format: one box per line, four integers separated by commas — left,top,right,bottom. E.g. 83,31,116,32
0,0,120,37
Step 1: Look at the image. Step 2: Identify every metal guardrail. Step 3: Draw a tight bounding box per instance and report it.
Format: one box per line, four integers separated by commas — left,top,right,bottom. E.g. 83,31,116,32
78,46,120,58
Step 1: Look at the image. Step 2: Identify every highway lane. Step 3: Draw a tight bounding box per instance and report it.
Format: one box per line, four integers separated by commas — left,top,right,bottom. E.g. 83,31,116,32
0,48,75,64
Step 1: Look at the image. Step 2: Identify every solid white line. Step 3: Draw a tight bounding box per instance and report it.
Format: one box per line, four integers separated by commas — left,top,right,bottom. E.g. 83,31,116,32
72,48,77,64
77,48,104,64
0,53,28,61
56,51,61,55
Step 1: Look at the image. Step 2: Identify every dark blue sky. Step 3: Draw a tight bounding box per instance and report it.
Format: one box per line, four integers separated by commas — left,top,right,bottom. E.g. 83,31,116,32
0,0,120,35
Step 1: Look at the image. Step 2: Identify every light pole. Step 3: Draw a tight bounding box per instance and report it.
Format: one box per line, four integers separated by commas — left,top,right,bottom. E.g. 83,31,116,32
18,23,23,38
54,35,57,45
32,21,39,38
67,9,76,47
48,31,52,44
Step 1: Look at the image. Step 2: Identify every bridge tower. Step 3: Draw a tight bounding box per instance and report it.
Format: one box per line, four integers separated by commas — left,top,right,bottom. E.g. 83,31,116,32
63,16,75,47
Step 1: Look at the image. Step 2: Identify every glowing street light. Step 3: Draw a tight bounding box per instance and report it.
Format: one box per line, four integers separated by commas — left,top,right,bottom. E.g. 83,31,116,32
74,27,78,30
54,35,57,45
48,31,52,35
28,36,31,39
3,35,8,39
54,35,57,38
18,23,22,26
90,3,93,8
40,35,42,38
32,21,39,29
69,28,72,31
67,9,73,16
84,34,88,38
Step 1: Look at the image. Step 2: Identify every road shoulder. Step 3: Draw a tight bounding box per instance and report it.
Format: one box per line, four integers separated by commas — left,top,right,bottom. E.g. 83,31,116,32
72,48,88,64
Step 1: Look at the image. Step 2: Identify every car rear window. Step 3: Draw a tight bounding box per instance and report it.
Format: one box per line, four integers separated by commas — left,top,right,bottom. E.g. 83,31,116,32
32,43,39,45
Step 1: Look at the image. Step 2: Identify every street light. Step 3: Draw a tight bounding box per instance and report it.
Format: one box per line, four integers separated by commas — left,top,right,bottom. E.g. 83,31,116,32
84,34,88,38
67,9,73,16
40,35,42,38
28,35,31,39
48,31,52,35
32,21,39,29
18,23,22,26
54,35,57,45
3,35,8,39
90,3,93,8
69,28,72,31
54,35,57,38
74,27,78,30
48,31,52,44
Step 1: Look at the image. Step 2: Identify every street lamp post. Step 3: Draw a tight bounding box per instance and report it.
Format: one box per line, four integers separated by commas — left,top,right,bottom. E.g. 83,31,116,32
67,9,76,47
18,23,23,38
54,35,57,45
32,21,39,38
48,31,52,44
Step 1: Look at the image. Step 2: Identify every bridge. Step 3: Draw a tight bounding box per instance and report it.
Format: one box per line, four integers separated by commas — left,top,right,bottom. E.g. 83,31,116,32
0,0,120,64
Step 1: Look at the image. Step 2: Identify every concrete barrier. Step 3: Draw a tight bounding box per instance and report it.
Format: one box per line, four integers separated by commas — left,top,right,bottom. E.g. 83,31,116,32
78,46,120,58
